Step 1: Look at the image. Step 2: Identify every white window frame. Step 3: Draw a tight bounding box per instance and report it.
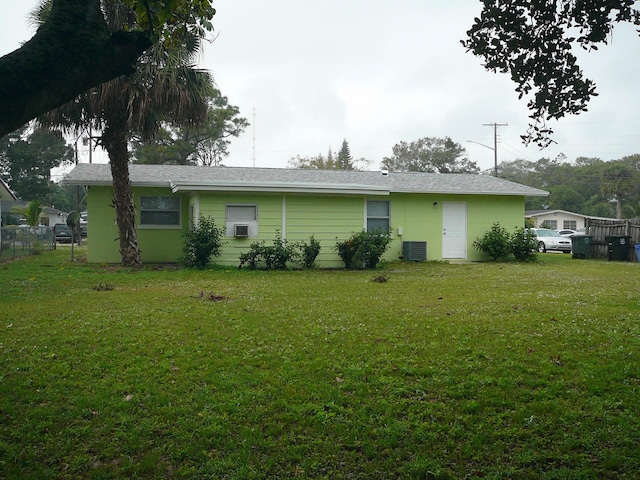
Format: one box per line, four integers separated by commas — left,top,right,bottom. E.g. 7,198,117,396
366,200,390,233
139,196,182,229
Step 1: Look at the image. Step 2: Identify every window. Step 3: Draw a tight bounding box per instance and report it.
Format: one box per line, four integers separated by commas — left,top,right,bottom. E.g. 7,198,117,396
226,205,257,222
140,196,181,227
541,220,557,229
563,220,577,230
367,200,390,232
226,205,258,238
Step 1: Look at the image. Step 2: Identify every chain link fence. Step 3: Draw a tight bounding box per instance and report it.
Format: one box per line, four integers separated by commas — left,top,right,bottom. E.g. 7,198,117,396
0,226,55,261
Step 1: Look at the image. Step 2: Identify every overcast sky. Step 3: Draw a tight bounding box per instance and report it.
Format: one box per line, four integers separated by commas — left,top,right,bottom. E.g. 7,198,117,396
3,1,640,173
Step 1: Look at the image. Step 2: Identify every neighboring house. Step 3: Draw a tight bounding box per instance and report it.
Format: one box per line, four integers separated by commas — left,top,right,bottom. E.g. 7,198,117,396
0,178,16,226
525,209,617,231
1,199,68,227
63,164,548,266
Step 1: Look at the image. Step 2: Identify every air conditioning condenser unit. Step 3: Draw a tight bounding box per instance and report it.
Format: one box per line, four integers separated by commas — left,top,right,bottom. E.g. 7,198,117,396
402,241,427,261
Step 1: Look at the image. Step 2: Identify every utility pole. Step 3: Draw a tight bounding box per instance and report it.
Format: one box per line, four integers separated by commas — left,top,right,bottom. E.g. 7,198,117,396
482,122,507,177
252,107,256,168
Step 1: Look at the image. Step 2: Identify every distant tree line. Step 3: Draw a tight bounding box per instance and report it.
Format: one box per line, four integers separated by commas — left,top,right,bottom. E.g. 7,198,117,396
288,139,372,171
496,155,639,219
289,136,479,174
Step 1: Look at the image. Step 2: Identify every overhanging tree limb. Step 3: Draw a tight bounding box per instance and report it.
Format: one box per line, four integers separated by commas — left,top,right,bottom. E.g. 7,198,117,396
462,0,640,148
0,0,151,137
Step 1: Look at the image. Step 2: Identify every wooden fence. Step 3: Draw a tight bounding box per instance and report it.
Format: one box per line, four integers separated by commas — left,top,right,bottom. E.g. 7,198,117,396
585,218,640,261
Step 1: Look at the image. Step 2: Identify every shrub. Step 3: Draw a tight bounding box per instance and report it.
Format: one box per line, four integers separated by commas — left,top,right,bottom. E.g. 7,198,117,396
473,223,511,261
262,233,295,270
335,230,393,269
238,241,263,270
295,235,321,268
239,232,294,270
239,234,322,270
181,216,225,269
510,227,538,261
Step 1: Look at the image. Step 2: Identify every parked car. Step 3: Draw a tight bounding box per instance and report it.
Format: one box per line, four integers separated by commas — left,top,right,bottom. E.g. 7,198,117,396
54,224,74,243
527,228,572,253
557,229,578,237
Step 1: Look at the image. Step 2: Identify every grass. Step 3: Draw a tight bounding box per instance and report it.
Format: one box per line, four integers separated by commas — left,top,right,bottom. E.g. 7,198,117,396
1,249,639,479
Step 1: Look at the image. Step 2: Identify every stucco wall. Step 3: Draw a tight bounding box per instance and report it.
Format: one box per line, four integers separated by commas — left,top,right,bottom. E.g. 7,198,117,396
86,186,188,263
386,193,524,262
196,192,365,267
87,186,526,265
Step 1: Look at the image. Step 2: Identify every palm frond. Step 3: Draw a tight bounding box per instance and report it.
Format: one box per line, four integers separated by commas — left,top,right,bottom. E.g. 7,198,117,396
36,0,215,144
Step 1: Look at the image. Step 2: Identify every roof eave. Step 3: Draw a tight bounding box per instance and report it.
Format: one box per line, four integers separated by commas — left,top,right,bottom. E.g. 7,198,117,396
170,181,390,196
391,188,549,196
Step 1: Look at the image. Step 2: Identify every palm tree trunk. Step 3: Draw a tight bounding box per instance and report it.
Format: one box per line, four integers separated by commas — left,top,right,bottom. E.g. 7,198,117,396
103,113,142,268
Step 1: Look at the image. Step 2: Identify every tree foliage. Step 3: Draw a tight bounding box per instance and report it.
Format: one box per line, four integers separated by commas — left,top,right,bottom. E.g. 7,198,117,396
132,90,248,166
600,162,637,219
381,136,479,173
497,155,640,218
462,1,640,147
289,139,371,171
0,0,217,138
37,0,215,267
0,124,73,200
10,199,44,227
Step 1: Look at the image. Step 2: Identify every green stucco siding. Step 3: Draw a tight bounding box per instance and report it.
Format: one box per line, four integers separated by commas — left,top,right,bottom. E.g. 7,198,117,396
383,193,439,262
86,186,119,263
86,186,525,265
285,194,365,267
384,193,524,262
86,186,188,263
195,193,365,267
466,194,525,260
198,193,283,266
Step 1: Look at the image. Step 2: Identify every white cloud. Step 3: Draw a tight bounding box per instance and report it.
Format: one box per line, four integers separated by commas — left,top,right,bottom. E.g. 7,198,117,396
3,1,640,172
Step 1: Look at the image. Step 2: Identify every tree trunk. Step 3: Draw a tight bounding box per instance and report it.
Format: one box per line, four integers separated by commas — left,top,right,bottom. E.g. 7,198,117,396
103,112,142,268
0,0,150,137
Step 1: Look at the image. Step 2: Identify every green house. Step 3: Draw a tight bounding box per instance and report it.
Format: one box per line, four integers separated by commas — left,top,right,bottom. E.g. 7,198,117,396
63,164,547,266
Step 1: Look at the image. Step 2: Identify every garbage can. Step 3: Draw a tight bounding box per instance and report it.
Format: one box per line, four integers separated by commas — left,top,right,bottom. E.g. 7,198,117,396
605,236,631,261
635,244,640,263
571,235,593,259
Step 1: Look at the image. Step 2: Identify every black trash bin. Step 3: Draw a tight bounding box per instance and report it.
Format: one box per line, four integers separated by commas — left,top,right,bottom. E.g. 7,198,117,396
605,235,631,261
571,235,593,259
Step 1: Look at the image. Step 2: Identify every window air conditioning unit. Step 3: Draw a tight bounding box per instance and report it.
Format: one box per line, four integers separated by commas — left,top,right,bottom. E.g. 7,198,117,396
402,241,427,261
234,224,249,238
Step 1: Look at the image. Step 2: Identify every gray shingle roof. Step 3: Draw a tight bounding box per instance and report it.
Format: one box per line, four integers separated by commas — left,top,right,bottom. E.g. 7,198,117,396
63,164,548,197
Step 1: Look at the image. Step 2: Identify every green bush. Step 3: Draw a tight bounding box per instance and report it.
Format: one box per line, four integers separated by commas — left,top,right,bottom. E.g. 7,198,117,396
239,233,322,270
474,224,539,262
262,233,295,270
181,216,225,269
510,227,538,261
473,223,511,261
335,230,393,269
294,235,321,268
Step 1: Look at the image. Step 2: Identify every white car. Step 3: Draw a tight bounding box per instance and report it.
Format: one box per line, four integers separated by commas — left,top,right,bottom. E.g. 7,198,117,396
557,229,583,237
527,228,573,253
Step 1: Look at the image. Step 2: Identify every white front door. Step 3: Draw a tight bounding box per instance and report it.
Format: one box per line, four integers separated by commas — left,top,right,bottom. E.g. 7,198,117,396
442,202,467,259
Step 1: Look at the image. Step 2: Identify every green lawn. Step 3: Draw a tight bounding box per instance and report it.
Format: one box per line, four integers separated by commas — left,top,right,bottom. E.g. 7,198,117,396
1,249,639,479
